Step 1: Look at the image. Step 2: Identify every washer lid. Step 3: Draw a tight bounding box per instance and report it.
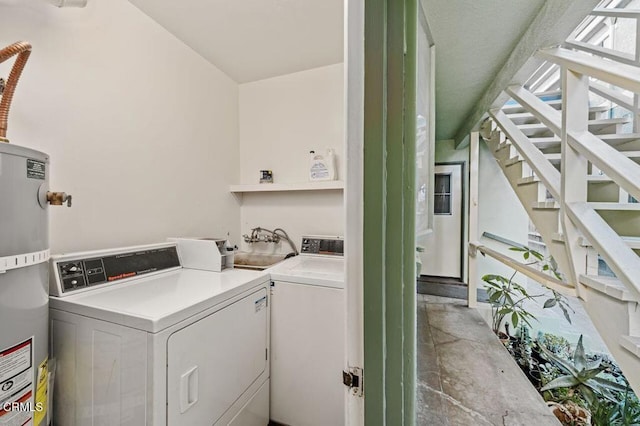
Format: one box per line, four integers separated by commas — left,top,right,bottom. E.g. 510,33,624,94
267,255,344,288
49,268,269,333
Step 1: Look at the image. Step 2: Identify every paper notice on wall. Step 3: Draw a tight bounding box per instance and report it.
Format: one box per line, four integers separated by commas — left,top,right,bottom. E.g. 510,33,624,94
0,339,34,426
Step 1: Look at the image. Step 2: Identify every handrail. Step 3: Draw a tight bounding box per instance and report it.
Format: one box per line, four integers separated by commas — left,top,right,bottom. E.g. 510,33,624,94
537,47,640,94
469,242,577,297
482,232,527,250
589,81,636,113
564,40,637,67
591,7,640,18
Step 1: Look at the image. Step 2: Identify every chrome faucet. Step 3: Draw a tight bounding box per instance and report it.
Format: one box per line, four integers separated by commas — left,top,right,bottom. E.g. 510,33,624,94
242,227,299,255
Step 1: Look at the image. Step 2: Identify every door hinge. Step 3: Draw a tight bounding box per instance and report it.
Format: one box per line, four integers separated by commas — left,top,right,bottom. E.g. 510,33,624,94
342,367,363,397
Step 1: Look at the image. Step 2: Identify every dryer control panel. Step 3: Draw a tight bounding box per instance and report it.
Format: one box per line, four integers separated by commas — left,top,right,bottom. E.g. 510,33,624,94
300,236,344,256
50,243,181,297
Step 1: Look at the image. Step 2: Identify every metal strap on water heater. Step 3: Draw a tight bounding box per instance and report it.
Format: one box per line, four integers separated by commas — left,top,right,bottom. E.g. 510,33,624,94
0,249,50,273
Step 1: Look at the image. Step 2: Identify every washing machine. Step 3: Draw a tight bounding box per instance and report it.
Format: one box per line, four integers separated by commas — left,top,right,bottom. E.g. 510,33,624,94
48,242,270,426
267,236,345,426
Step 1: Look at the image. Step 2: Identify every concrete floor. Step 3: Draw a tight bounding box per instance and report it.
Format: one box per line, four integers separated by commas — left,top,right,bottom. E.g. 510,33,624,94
416,294,560,425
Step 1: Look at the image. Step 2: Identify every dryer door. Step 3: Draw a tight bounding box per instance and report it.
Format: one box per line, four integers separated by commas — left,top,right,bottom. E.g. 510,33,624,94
167,287,268,426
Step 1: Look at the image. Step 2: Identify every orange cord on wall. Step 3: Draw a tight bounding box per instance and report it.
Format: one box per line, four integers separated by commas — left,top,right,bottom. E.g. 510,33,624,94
0,41,32,143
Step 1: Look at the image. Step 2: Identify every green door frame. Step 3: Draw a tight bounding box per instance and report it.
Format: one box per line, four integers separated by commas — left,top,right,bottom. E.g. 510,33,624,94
363,0,417,424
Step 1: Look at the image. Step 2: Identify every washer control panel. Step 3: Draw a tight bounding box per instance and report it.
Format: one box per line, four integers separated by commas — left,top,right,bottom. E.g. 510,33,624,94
51,244,181,297
300,236,344,256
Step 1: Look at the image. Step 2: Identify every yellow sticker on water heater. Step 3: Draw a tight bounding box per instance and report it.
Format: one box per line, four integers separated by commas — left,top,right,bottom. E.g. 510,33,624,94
33,358,48,425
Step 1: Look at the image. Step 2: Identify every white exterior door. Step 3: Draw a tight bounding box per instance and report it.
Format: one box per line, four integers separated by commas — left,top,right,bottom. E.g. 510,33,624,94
423,163,463,279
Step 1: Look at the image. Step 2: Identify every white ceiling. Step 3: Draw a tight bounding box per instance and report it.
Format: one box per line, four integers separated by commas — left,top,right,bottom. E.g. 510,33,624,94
129,0,344,83
130,0,548,141
421,0,546,140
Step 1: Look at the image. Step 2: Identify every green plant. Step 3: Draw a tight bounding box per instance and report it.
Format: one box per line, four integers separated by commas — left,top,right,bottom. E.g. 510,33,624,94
513,326,533,368
510,247,574,324
590,386,640,426
590,400,620,425
505,329,640,425
538,332,572,359
540,335,628,406
482,247,573,334
482,272,536,333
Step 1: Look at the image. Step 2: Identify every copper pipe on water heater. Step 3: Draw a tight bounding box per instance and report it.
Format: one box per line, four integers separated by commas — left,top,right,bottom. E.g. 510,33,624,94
0,41,32,143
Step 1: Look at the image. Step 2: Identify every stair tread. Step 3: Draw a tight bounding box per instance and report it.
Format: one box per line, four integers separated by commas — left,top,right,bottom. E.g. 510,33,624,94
503,156,523,166
578,235,640,249
545,152,640,162
531,133,640,149
587,175,615,182
530,136,560,142
532,201,559,209
619,335,640,358
517,118,629,137
517,118,629,129
506,106,611,119
516,176,539,185
494,143,511,154
517,123,555,130
502,99,562,113
501,101,608,115
530,137,561,150
622,235,640,244
520,160,615,182
599,133,640,143
588,202,640,211
589,117,630,126
579,274,637,301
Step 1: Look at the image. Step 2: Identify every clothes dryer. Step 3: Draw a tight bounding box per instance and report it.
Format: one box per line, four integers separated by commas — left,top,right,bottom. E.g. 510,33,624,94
49,242,270,426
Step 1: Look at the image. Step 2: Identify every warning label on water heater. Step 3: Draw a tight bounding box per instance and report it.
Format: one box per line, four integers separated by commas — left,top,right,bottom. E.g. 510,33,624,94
26,159,45,180
0,338,34,425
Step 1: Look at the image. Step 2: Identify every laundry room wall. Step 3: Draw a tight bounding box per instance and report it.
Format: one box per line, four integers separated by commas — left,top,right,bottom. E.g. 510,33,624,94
238,64,344,253
0,0,240,253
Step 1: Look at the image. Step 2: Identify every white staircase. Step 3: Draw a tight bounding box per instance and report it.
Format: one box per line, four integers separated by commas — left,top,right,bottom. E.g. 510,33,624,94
480,49,640,393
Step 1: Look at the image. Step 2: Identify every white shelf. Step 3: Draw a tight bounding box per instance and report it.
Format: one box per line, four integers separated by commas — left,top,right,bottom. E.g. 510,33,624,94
229,181,345,193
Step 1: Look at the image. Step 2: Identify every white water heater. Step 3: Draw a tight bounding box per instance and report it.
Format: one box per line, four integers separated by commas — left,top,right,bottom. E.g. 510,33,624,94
0,143,51,426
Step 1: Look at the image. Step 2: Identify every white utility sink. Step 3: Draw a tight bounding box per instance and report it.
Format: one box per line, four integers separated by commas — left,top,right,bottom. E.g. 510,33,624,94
233,252,287,270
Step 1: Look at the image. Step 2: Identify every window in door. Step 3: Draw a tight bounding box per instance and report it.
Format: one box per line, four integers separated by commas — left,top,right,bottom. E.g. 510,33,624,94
434,173,452,215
